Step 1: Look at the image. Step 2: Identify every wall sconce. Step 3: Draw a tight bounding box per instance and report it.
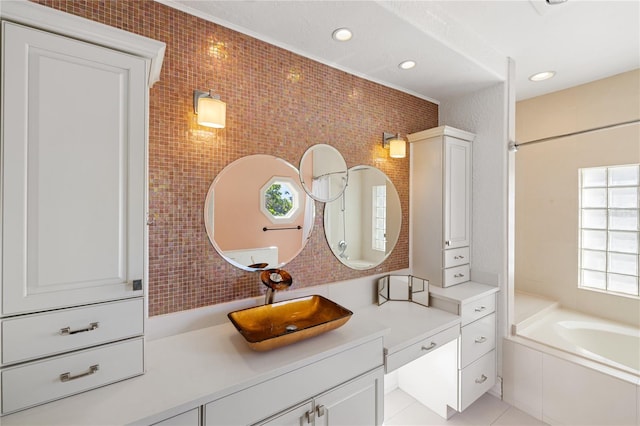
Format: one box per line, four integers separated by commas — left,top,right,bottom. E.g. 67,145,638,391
383,132,406,158
194,89,226,128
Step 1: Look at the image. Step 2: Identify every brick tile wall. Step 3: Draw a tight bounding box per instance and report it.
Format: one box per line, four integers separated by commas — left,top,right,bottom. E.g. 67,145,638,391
34,0,438,315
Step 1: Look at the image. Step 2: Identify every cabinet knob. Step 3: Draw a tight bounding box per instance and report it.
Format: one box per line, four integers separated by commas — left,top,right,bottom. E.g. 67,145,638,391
316,405,326,417
445,240,451,247
454,255,465,260
475,336,487,344
474,306,486,312
454,273,465,278
475,374,488,384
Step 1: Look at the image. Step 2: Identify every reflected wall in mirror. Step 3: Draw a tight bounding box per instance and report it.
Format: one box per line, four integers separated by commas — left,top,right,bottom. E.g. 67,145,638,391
204,155,315,271
299,144,348,203
324,165,401,270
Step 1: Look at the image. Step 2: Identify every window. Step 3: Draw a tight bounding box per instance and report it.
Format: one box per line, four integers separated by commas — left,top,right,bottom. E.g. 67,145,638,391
260,177,301,224
372,185,386,252
579,164,639,297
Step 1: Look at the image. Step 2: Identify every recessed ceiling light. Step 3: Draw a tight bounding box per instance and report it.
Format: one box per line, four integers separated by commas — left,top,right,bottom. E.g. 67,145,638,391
398,60,416,70
529,71,556,82
332,28,352,42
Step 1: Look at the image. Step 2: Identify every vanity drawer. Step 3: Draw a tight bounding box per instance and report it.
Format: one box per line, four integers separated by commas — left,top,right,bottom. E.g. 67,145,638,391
385,324,459,373
1,337,144,415
442,264,469,287
460,293,495,326
459,313,495,368
444,247,469,268
1,298,143,365
459,349,495,411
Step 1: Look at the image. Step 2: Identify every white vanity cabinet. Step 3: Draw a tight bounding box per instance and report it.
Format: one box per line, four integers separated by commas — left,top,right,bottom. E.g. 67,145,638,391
429,282,498,412
0,2,164,416
204,338,384,426
255,368,383,426
409,126,474,287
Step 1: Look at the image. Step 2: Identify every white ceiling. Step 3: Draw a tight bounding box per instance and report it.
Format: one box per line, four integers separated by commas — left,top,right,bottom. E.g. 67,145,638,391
160,0,640,103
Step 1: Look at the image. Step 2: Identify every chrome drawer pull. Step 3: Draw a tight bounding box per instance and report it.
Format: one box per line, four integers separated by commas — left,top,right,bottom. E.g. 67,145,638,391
454,255,465,260
421,342,437,351
60,364,99,382
316,405,326,417
475,374,488,384
445,240,451,247
59,322,99,336
475,336,487,343
454,273,465,278
474,306,486,312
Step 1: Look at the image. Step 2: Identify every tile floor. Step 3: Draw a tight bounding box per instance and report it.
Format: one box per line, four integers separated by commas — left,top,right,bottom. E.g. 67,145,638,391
384,389,548,425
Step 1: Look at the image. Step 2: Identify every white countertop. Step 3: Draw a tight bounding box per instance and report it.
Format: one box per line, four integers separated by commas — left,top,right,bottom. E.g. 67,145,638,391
428,281,499,304
2,298,462,425
359,302,460,355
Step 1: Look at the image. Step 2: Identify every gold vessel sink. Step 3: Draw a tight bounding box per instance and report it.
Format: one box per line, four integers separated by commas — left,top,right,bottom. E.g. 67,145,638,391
228,295,353,351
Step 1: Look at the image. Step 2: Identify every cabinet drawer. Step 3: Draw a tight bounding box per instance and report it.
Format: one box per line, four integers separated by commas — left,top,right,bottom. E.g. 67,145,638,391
459,313,495,368
444,247,469,268
460,294,495,326
459,349,495,412
385,324,459,373
1,337,143,415
442,264,469,287
1,298,143,365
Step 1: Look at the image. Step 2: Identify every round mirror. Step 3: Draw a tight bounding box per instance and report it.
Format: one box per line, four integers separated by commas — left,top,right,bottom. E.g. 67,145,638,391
299,144,348,202
204,155,315,271
324,165,402,270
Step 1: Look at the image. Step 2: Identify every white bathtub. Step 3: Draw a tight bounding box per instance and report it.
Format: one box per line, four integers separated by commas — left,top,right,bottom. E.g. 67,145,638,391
517,307,640,378
505,303,640,425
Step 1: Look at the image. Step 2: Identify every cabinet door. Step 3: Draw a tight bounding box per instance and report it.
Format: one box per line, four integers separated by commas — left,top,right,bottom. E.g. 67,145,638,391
254,401,312,426
443,137,471,249
152,408,200,426
315,368,384,426
1,22,146,315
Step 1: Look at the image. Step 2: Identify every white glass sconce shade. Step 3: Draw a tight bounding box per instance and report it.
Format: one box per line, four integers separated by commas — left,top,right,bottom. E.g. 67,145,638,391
194,90,226,128
383,132,406,158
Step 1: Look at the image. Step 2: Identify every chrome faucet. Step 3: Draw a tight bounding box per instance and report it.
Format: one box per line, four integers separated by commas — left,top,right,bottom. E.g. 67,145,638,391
260,269,293,304
338,240,349,259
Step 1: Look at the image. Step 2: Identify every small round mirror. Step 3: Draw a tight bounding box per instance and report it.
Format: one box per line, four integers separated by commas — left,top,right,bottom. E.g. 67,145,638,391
299,144,348,203
324,165,401,270
204,155,315,271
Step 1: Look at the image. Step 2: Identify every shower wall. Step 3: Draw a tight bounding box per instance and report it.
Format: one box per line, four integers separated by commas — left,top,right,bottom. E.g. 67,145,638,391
515,69,640,326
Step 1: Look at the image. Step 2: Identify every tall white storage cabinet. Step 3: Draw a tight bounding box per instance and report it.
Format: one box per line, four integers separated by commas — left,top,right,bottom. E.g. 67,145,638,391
0,2,164,415
409,126,474,287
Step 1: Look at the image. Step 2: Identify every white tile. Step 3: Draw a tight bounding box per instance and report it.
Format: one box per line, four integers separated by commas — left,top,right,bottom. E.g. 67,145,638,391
384,401,472,426
543,353,637,425
492,407,548,426
501,339,543,420
636,384,639,426
457,393,509,425
384,389,417,421
384,390,549,426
